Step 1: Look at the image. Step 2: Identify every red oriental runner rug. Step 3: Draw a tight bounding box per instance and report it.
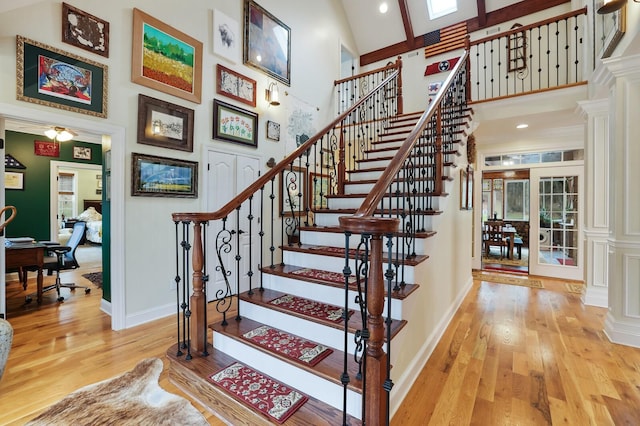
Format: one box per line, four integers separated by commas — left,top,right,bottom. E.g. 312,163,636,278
242,325,333,366
268,294,353,323
290,267,357,285
209,362,308,424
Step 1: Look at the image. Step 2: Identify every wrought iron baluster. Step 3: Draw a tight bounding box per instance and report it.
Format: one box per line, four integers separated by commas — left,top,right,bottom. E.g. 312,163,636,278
384,233,396,426
215,217,234,326
341,231,353,426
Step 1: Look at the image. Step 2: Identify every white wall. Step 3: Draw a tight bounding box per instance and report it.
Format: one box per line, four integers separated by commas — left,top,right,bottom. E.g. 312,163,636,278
0,0,357,324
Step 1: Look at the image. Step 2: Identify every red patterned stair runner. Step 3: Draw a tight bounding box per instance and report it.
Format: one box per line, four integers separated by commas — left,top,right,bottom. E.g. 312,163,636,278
268,294,353,323
290,267,356,284
242,325,333,367
209,362,308,424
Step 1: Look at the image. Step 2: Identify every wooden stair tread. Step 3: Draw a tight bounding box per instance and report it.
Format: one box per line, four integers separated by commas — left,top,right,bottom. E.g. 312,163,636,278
210,317,363,393
281,243,430,266
167,346,361,426
262,263,420,300
239,288,408,339
299,225,438,240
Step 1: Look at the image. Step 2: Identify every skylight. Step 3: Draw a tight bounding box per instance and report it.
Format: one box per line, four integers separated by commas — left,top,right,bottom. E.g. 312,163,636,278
426,0,457,19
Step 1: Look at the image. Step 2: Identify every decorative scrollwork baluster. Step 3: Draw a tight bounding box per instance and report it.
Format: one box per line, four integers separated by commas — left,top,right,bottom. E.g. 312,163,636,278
215,217,234,326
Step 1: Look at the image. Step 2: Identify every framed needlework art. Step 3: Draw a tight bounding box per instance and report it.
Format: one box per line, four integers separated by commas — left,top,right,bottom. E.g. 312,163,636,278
213,99,258,147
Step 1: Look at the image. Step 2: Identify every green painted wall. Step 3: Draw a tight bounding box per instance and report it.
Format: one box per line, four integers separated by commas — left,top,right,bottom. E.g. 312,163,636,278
5,130,102,239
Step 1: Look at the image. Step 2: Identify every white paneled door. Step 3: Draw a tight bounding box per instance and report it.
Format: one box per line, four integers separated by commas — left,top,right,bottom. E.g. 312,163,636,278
205,150,260,302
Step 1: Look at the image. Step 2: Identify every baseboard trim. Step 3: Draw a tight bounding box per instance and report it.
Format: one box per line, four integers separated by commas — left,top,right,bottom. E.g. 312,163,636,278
100,298,112,316
604,312,640,349
124,303,175,329
582,286,608,308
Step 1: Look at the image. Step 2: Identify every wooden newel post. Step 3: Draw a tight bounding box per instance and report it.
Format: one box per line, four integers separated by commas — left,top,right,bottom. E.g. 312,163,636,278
339,216,399,426
191,221,206,354
367,233,388,424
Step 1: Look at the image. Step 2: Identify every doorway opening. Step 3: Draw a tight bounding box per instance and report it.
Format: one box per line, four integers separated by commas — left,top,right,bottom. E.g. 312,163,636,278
481,170,530,274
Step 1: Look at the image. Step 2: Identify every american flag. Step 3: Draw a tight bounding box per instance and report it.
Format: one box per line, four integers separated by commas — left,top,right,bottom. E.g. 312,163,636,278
424,22,468,59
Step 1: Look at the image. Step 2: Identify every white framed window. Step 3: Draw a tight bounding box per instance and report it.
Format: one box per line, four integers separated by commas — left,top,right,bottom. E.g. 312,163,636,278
426,0,457,19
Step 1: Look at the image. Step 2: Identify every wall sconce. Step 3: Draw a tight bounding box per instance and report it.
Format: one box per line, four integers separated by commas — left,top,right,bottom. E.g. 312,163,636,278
265,82,280,106
597,0,627,14
44,126,75,142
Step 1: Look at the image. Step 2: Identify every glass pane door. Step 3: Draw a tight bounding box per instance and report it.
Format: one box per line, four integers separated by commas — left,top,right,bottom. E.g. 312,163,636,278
530,165,582,281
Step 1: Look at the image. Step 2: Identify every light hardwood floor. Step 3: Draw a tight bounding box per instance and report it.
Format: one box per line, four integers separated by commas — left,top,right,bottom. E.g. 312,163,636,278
2,261,640,425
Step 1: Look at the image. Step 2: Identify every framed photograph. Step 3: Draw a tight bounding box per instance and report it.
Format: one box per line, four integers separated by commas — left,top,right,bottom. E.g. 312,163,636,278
5,172,24,190
595,3,626,59
73,146,92,160
131,8,203,103
213,9,240,63
16,35,108,118
280,166,306,216
309,172,329,210
34,140,60,157
216,64,256,107
62,3,109,58
137,94,194,152
213,99,258,147
467,165,474,210
244,0,291,86
131,152,198,198
266,120,280,141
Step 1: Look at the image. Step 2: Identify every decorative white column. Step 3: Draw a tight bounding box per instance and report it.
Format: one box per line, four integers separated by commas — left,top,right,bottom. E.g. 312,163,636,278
595,53,640,348
576,98,609,307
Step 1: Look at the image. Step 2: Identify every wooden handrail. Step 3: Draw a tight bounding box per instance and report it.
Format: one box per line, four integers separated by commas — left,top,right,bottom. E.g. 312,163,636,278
343,50,469,223
469,7,587,46
172,68,399,223
333,57,400,86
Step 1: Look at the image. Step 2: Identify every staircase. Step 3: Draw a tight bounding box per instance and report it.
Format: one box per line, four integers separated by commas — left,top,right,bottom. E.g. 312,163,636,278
168,102,472,423
169,52,470,424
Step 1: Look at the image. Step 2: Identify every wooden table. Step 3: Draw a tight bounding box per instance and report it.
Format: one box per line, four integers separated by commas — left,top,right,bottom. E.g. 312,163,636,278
5,242,46,304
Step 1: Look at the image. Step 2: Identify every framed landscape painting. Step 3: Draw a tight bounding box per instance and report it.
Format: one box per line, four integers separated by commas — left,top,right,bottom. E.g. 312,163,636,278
16,35,108,118
131,152,198,198
131,8,203,103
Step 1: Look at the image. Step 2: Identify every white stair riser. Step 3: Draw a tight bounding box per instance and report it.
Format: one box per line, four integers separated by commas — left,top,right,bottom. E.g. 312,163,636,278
300,229,428,254
328,196,441,212
239,300,359,353
213,332,362,419
314,211,438,232
261,274,404,319
357,159,394,169
345,181,405,194
366,149,398,160
282,250,416,283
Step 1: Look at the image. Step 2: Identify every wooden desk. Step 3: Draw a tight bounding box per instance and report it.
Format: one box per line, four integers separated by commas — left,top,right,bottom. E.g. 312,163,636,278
6,243,46,304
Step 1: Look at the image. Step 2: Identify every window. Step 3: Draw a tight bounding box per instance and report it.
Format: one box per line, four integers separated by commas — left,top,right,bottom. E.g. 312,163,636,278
426,0,457,19
58,172,77,223
539,176,578,266
505,180,529,221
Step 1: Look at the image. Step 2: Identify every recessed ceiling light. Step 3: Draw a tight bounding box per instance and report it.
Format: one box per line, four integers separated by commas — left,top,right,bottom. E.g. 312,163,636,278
516,123,528,129
379,2,389,13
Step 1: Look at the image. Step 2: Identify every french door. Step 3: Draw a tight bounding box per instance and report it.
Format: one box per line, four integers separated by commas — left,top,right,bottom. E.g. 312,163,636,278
529,165,583,280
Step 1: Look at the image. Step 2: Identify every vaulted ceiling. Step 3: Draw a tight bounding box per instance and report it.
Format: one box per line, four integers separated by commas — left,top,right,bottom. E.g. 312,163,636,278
340,0,571,65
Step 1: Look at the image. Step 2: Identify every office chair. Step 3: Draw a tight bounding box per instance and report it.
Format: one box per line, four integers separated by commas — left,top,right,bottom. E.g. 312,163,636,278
26,221,91,303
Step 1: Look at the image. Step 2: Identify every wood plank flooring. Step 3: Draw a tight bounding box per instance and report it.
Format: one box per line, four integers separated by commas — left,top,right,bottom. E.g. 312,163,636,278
2,261,640,425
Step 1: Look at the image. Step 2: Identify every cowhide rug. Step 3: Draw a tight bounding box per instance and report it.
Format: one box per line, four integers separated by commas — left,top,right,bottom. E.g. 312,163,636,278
26,358,209,426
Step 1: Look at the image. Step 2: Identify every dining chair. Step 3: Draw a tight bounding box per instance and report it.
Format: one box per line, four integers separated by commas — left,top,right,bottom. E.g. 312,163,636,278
484,220,508,259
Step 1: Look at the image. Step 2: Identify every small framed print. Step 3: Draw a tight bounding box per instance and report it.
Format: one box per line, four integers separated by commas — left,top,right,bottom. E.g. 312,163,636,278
62,3,110,57
266,120,280,141
73,146,92,160
216,64,256,107
5,172,24,190
132,152,198,198
34,140,60,157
